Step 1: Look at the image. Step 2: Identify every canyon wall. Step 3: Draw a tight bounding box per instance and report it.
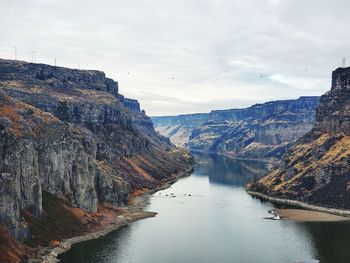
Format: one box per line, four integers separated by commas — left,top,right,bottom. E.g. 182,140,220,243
249,67,350,209
0,59,191,242
153,96,319,159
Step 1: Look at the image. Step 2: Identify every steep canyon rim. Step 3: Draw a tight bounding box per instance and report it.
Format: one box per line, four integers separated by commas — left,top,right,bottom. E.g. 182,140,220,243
1,59,350,263
0,59,193,262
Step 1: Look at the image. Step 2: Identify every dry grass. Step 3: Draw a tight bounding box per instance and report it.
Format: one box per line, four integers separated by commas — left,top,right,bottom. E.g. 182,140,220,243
260,133,350,194
0,226,30,263
0,97,59,138
125,158,157,183
320,136,350,163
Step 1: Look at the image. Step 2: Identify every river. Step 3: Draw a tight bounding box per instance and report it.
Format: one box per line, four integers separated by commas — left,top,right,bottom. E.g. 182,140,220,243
59,153,350,263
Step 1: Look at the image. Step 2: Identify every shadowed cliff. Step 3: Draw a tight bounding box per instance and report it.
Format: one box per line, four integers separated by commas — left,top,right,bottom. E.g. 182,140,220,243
249,67,350,209
0,59,192,251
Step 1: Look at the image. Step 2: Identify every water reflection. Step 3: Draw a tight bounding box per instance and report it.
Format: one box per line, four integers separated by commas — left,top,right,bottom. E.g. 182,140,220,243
193,152,268,186
59,153,350,263
303,221,350,263
61,227,132,263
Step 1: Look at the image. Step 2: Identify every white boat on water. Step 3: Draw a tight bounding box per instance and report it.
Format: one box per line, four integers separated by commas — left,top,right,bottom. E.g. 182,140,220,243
268,209,281,220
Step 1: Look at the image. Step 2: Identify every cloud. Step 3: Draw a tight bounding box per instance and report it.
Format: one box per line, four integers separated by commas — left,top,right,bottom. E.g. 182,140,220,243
0,0,346,115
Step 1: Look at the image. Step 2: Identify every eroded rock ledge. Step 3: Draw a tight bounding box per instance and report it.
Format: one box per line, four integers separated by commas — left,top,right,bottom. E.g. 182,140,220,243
248,67,350,210
0,59,192,260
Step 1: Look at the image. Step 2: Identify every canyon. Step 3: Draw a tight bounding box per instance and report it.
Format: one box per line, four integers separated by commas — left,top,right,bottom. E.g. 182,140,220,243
0,59,192,262
153,96,320,160
1,58,349,263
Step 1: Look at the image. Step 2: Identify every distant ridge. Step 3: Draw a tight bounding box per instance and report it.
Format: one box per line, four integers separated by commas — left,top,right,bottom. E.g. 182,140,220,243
152,96,320,159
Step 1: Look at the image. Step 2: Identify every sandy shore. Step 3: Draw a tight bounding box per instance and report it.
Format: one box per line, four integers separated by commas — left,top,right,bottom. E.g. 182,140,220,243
28,168,193,263
275,209,350,222
247,190,350,221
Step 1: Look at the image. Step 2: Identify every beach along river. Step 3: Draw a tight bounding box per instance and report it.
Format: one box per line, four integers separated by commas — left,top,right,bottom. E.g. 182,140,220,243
59,153,350,263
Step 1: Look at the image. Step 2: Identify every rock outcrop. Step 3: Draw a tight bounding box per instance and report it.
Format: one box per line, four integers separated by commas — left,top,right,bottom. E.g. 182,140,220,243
153,97,319,159
0,59,192,243
248,67,350,209
152,113,208,147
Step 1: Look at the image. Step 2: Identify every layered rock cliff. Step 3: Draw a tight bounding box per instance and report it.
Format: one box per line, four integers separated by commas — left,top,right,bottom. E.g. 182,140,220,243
249,67,350,209
0,59,192,247
152,113,208,147
153,97,319,159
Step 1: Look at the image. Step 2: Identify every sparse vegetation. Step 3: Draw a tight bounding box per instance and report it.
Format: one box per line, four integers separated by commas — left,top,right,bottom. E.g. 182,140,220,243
22,192,88,247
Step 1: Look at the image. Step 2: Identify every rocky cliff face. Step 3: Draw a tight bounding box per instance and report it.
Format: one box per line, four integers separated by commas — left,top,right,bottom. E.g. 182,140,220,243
249,67,350,209
152,113,209,147
153,97,319,159
0,59,191,243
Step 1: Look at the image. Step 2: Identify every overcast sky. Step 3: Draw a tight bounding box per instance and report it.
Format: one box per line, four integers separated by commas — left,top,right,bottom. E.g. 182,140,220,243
0,0,349,116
